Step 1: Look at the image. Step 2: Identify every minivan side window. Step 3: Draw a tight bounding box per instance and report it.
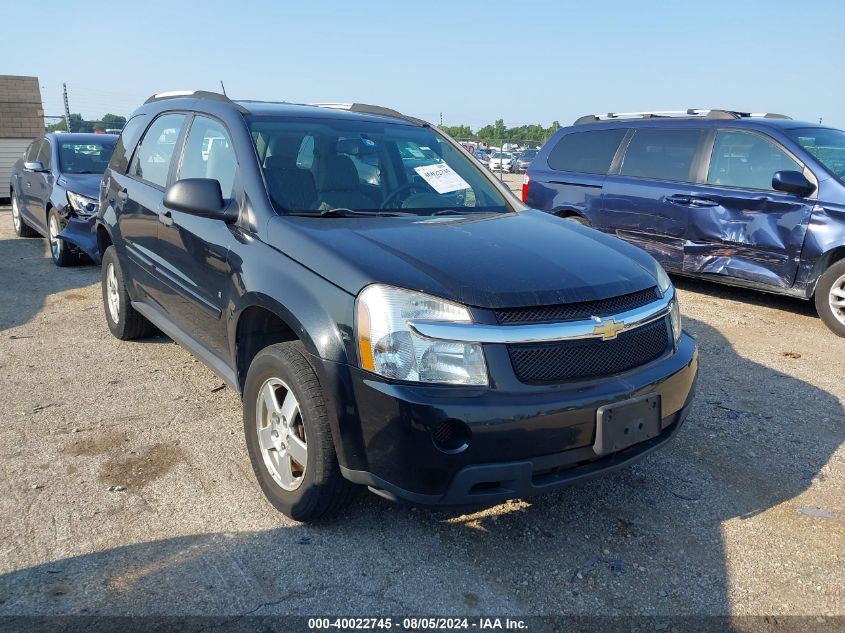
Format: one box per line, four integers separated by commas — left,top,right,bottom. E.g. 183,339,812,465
547,129,626,174
110,114,149,174
707,130,802,191
179,116,238,198
619,128,704,182
131,113,186,188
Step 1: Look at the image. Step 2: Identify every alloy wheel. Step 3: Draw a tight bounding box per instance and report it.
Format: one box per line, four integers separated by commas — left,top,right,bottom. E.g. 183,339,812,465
12,195,21,233
256,377,307,491
829,272,845,326
48,214,62,260
106,262,120,323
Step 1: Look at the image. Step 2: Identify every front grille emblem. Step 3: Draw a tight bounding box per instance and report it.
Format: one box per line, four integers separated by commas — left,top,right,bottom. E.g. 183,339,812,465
591,316,625,341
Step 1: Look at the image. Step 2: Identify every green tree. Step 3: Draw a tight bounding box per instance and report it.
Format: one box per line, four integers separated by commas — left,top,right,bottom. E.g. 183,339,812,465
440,124,473,139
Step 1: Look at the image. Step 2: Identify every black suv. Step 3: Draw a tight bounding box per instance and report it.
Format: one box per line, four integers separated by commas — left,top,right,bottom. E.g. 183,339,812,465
95,91,698,520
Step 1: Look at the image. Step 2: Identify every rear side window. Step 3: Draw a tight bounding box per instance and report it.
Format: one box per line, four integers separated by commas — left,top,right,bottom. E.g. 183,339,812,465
110,114,148,174
131,113,186,188
547,129,626,174
179,116,237,198
620,128,703,182
707,130,802,191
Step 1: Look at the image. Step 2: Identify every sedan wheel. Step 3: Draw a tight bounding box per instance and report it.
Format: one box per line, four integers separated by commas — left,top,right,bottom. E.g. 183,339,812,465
11,192,37,237
48,208,73,266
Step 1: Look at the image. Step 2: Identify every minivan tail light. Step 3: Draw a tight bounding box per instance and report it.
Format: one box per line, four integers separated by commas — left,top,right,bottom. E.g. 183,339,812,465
522,175,530,203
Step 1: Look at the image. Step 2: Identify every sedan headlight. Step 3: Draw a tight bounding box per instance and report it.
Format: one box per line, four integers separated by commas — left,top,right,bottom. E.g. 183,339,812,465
66,191,98,216
356,284,488,385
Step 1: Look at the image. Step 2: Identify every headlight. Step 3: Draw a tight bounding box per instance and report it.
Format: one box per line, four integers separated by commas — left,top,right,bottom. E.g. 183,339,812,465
655,263,672,295
66,191,98,216
669,297,682,344
356,284,488,385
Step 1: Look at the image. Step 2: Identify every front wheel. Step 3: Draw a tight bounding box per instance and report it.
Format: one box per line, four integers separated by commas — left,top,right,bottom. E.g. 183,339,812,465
815,259,845,337
243,342,352,521
48,208,74,267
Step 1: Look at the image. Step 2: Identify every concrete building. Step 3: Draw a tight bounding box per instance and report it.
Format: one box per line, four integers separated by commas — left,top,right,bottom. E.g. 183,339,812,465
1,75,44,202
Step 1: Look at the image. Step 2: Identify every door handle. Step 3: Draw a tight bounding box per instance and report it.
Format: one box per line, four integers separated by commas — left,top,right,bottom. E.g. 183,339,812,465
159,210,174,226
688,197,718,208
665,194,691,205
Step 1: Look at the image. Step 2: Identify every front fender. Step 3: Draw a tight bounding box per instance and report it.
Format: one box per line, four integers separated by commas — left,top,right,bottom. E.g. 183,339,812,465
57,215,100,263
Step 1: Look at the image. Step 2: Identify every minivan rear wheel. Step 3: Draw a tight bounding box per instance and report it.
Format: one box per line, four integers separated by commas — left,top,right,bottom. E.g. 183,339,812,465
815,259,845,337
243,342,352,521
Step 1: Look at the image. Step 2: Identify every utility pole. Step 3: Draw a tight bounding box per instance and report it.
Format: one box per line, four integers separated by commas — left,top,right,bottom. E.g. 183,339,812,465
62,83,71,132
220,80,227,97
439,112,443,126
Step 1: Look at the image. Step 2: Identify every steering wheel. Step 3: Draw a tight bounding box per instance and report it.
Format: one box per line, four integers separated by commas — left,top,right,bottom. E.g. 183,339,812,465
380,182,432,209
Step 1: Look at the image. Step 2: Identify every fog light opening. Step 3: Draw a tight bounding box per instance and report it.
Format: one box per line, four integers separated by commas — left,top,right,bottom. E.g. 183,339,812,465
432,419,471,454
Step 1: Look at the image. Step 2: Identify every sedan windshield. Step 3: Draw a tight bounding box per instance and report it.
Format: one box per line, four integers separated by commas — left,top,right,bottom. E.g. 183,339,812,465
249,117,512,216
58,141,115,174
785,127,845,184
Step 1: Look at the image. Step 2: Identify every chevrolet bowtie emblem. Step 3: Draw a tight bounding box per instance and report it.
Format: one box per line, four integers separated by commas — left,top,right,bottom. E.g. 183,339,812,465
592,317,625,340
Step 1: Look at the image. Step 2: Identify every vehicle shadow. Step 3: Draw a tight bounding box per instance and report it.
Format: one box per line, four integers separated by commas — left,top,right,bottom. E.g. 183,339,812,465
0,318,841,625
0,231,99,332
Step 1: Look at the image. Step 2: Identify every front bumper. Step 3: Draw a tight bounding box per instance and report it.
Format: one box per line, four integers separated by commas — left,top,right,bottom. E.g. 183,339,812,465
56,213,100,263
324,332,698,506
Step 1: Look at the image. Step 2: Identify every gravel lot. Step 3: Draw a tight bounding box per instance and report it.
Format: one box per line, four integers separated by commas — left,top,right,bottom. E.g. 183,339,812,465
0,203,842,620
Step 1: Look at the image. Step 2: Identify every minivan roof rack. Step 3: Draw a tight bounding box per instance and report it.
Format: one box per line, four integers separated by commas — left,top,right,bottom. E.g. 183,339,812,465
144,90,249,113
310,102,428,126
573,109,792,125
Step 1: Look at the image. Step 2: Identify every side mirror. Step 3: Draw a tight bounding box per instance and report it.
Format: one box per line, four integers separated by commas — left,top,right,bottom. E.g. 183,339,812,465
24,161,47,172
772,170,815,197
163,178,237,222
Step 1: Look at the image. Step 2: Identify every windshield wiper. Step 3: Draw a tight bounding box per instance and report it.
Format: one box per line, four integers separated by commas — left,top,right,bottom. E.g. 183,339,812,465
318,208,413,218
431,209,465,216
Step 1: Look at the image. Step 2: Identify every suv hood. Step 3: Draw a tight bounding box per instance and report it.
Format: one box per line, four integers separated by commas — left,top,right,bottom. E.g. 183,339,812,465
266,210,659,308
57,173,102,199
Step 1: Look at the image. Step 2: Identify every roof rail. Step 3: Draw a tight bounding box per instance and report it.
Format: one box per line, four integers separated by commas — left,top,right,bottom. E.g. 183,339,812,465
143,90,248,113
310,102,428,126
573,109,792,125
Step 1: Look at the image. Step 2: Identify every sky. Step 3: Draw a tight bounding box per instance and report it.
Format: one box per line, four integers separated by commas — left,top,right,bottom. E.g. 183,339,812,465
3,0,844,130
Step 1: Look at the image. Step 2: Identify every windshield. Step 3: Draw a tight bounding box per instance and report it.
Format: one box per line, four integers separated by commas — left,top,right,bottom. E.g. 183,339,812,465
58,141,115,174
785,127,845,183
248,117,511,216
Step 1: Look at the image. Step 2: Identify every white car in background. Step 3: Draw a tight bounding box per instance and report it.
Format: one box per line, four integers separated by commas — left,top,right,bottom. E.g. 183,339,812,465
488,151,514,172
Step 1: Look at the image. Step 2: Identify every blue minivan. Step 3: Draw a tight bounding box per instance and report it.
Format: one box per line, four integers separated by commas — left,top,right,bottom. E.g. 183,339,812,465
524,110,845,336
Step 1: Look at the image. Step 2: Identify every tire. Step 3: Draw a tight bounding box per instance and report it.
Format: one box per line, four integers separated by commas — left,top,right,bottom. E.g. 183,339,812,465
11,189,38,237
101,246,155,340
814,259,845,337
48,208,75,267
243,342,352,521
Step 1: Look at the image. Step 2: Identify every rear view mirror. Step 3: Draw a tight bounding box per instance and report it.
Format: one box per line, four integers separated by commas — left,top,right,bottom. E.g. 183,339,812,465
24,161,47,172
163,178,237,222
772,170,815,197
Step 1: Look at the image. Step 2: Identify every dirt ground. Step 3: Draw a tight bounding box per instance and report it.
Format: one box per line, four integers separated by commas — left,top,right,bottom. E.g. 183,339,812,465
0,204,842,621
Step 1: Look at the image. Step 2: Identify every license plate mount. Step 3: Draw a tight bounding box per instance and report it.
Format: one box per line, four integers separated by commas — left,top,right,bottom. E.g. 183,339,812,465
594,394,661,456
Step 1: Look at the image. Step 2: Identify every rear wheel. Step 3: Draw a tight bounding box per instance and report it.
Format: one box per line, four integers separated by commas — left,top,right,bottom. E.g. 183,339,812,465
243,342,352,521
815,259,845,337
101,246,155,340
11,190,38,237
48,208,74,267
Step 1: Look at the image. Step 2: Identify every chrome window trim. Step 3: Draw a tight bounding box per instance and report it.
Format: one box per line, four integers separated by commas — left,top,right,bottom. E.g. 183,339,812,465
408,288,674,344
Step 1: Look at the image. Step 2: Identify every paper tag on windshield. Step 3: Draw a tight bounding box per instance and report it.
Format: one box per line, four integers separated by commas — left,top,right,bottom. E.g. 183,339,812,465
413,163,470,194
